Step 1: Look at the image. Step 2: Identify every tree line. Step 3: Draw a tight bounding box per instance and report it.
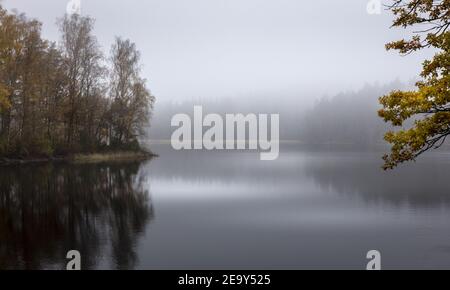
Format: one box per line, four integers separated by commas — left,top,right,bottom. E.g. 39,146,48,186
299,81,411,147
0,6,155,158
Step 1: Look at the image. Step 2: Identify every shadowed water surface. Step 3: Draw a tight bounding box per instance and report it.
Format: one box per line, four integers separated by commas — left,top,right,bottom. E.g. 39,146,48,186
2,144,450,269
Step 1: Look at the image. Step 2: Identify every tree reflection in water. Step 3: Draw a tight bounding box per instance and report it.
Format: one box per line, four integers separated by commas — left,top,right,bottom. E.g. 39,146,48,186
0,161,153,270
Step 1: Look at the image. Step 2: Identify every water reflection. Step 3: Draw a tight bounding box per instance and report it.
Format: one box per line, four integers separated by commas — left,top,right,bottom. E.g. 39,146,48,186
0,161,153,270
302,151,450,208
146,144,450,208
3,145,450,269
134,145,450,269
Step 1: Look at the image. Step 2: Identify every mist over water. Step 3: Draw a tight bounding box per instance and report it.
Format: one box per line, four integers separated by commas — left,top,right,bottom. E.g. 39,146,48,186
1,0,449,271
148,81,413,145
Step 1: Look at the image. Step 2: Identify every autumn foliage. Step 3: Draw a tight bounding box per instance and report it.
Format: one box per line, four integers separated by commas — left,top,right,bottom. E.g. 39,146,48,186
379,0,450,169
0,6,154,158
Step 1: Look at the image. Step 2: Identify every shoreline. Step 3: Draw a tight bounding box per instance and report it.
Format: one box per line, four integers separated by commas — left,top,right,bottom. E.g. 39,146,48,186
0,150,158,166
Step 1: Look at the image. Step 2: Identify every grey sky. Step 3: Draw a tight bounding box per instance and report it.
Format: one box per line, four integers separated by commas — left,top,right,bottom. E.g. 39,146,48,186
3,0,431,105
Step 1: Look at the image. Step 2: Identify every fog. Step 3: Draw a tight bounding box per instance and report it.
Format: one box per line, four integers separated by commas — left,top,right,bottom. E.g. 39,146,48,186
5,1,450,271
3,0,432,104
3,0,435,145
147,81,414,143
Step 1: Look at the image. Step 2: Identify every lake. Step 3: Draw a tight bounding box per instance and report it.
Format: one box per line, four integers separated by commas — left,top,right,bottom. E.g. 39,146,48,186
2,144,450,270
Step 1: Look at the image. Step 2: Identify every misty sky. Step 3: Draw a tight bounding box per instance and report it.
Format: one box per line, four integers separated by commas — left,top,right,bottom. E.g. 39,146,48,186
3,0,432,105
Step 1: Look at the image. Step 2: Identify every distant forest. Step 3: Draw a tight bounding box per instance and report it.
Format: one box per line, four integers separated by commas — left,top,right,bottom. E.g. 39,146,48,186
0,6,155,158
300,81,413,146
149,81,412,147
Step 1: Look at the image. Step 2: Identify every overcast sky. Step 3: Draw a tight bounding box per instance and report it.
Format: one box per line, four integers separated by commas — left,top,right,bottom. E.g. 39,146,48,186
3,0,432,105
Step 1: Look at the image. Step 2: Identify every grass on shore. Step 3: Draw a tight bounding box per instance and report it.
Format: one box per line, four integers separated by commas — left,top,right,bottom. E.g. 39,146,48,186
0,150,157,165
72,151,156,163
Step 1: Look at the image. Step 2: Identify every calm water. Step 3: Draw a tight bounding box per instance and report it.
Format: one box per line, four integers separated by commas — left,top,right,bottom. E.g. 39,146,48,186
2,144,450,270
